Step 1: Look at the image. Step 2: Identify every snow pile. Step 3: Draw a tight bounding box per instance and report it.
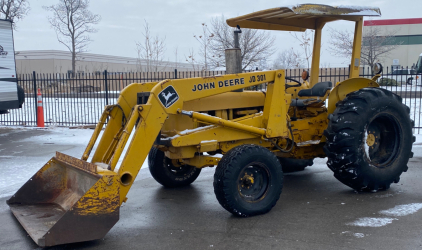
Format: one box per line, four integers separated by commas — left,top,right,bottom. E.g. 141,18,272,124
347,203,422,228
347,217,397,227
18,127,95,145
379,203,422,217
341,231,366,238
414,134,422,145
0,127,150,199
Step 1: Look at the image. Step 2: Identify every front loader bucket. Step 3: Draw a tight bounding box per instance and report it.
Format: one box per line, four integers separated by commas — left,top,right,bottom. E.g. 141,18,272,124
7,152,120,247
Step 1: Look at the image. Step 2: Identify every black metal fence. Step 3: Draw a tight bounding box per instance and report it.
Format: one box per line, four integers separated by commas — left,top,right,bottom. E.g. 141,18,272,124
1,68,421,133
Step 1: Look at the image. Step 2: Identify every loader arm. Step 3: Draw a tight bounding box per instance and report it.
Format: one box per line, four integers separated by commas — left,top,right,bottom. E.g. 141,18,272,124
86,70,288,205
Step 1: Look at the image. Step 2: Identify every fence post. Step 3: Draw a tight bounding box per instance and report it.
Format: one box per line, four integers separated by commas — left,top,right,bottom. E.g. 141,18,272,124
174,69,177,79
32,71,38,126
104,70,108,106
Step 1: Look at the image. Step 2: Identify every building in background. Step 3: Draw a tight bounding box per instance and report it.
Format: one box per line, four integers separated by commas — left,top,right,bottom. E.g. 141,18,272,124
363,18,422,69
15,50,196,74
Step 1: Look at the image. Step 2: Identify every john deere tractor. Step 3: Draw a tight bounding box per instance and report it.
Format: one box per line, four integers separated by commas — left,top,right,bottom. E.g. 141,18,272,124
8,4,413,247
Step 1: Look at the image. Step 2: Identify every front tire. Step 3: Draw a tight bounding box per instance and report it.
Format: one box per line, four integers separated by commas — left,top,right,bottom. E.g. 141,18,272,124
277,158,314,173
214,144,283,217
148,147,201,188
324,88,414,191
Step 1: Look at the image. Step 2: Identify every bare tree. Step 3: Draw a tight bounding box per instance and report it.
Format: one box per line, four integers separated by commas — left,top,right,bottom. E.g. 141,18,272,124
44,0,101,75
327,28,353,61
184,48,202,71
290,30,314,69
193,23,214,70
272,48,304,69
0,0,30,29
136,20,167,72
207,15,275,70
328,24,401,74
174,46,178,70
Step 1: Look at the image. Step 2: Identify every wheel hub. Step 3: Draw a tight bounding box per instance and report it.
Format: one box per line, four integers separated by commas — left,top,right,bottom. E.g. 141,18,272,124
366,133,376,147
364,114,400,167
237,164,270,202
241,173,255,188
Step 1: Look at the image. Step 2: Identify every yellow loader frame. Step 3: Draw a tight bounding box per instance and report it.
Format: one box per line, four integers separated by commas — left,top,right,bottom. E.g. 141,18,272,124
8,4,386,247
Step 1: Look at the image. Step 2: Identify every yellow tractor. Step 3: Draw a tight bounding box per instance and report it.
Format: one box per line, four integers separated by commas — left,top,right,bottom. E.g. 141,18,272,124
7,4,414,247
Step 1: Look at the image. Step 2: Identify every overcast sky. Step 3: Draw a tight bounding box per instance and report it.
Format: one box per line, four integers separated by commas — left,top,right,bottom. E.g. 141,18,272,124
11,0,422,68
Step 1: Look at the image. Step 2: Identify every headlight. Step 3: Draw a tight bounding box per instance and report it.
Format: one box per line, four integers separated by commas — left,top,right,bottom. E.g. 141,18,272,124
372,63,383,75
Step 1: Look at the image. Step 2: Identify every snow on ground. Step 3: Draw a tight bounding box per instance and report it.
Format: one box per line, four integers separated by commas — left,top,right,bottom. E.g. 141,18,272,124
347,217,398,227
0,127,149,199
415,134,422,144
0,97,117,126
379,203,422,217
380,85,422,92
18,127,96,145
0,157,53,199
347,203,422,228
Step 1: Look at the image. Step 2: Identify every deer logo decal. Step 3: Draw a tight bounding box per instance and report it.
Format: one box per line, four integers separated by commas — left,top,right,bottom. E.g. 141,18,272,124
158,86,179,108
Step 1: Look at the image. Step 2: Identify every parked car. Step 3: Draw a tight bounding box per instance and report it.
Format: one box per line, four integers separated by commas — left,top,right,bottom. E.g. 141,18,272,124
380,69,420,85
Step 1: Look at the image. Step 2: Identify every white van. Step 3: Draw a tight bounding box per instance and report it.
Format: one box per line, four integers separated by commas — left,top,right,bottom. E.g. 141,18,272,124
0,19,23,114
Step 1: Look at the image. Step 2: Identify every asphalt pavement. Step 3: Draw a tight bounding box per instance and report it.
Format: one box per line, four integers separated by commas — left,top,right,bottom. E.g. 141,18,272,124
0,127,422,250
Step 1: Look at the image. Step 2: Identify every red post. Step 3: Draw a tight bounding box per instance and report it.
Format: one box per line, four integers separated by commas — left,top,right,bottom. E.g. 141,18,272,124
37,88,45,127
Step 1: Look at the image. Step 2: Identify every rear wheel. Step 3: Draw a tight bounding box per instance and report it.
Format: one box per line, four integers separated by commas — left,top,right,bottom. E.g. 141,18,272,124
214,144,283,217
324,88,414,191
148,147,201,188
277,158,314,173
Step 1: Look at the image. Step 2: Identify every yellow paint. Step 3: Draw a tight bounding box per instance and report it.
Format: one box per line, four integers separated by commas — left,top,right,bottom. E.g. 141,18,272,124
310,21,325,86
82,106,110,161
350,19,363,78
366,134,376,147
262,70,290,138
187,111,266,136
241,174,255,185
182,156,221,168
74,175,120,216
200,140,219,152
327,77,379,115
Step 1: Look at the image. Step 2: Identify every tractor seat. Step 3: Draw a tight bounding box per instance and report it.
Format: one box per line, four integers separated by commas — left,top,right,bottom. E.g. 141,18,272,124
298,81,333,97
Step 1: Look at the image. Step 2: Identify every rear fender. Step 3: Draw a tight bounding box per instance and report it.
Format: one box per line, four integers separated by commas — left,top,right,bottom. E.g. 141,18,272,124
323,78,379,143
327,77,379,115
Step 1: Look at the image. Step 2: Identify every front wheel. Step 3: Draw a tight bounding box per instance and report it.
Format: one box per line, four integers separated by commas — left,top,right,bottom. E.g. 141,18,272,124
214,144,283,217
148,147,201,188
323,88,414,192
277,158,314,173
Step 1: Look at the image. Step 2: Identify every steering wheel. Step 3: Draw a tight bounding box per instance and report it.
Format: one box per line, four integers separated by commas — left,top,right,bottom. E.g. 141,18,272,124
285,77,302,88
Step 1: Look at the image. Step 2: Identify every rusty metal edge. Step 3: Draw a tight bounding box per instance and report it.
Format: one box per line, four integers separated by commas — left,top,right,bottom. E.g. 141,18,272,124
55,152,98,174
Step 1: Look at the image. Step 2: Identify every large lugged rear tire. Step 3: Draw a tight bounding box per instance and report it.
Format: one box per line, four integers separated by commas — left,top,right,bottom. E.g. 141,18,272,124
277,158,314,173
324,88,414,192
213,144,283,217
148,147,201,188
